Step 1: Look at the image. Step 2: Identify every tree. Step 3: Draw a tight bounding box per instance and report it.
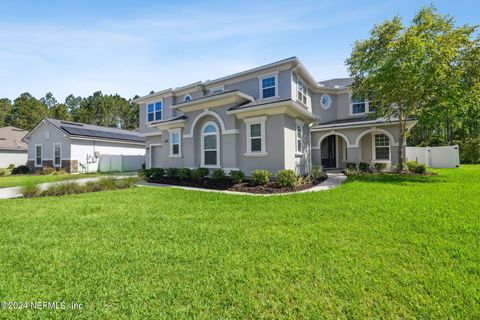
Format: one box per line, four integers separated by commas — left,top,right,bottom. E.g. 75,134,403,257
346,6,478,171
0,98,12,127
49,103,71,121
11,93,49,130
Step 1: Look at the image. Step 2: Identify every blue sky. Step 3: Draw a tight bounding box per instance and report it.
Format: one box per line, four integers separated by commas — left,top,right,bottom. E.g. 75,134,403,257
0,0,478,101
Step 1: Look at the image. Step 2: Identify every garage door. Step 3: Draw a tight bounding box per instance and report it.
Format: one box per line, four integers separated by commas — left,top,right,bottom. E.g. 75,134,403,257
150,145,163,168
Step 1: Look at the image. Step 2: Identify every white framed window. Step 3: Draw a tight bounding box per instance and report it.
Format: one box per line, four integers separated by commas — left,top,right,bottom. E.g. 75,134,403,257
351,96,366,114
210,86,224,95
35,144,42,167
297,79,307,105
295,120,304,154
201,122,220,167
169,129,182,157
373,133,390,160
147,100,163,122
53,143,61,167
183,94,192,102
244,116,267,157
259,73,278,99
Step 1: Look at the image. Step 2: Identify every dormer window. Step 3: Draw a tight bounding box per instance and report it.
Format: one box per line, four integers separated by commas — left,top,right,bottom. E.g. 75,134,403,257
183,94,192,102
259,74,278,99
147,101,163,122
210,86,224,95
297,80,307,105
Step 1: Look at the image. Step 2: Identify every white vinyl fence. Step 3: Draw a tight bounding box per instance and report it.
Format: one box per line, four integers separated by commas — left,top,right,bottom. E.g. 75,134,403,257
406,145,460,168
98,155,145,172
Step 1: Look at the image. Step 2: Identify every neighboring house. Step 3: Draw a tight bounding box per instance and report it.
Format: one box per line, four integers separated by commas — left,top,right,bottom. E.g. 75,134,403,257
24,118,146,173
133,57,417,175
0,126,28,168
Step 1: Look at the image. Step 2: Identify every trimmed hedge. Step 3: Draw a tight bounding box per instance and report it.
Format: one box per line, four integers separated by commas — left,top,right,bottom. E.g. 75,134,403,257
251,170,271,186
230,170,245,183
211,169,225,181
276,169,297,188
405,160,426,174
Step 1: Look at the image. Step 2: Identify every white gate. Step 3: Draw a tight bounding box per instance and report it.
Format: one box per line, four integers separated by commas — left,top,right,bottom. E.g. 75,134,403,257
98,155,145,172
406,145,460,168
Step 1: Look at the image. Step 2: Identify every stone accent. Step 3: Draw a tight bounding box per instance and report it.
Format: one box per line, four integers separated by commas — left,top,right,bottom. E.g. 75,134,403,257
60,160,79,173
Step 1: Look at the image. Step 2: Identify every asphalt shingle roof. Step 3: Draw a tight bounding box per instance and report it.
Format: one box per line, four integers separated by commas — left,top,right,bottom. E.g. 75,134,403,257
0,126,28,150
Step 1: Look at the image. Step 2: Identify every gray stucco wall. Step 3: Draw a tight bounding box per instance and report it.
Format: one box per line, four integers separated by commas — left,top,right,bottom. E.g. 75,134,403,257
26,121,71,163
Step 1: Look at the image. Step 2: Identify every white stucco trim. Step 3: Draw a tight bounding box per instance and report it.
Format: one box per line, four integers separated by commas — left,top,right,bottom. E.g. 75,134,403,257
201,121,220,168
354,127,398,148
183,109,238,139
139,131,162,137
53,143,62,167
314,131,351,149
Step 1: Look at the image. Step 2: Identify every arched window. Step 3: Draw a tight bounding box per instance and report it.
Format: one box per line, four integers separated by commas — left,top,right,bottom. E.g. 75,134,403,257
201,122,220,167
184,94,192,102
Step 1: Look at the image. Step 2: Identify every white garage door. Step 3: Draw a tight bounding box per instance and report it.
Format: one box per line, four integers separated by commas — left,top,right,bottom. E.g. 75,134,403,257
150,145,162,168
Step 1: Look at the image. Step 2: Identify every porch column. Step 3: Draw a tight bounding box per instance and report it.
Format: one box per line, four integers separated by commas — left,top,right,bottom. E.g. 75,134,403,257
346,147,359,164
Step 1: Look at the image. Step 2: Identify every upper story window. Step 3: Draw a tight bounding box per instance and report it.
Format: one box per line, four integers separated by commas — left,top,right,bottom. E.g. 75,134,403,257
147,101,163,122
374,134,390,160
320,94,332,110
259,74,277,99
183,94,192,102
351,97,366,114
297,80,307,105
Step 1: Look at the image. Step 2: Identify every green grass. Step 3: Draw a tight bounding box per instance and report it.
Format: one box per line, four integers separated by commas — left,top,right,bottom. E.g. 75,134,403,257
0,166,479,319
0,173,105,188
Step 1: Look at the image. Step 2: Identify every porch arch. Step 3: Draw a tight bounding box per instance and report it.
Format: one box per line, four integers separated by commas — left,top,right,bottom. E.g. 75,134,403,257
184,109,238,138
315,131,352,149
354,128,398,147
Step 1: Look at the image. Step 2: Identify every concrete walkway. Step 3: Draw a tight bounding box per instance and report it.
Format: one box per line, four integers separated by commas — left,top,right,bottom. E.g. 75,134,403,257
137,172,347,196
0,176,132,200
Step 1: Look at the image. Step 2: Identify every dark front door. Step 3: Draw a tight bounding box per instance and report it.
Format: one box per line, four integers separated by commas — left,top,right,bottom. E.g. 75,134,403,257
321,135,337,168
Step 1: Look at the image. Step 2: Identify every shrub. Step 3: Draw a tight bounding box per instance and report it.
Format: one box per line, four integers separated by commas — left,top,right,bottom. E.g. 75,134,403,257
251,169,271,186
52,169,67,175
83,180,102,193
116,177,138,189
211,169,225,181
191,168,209,181
346,162,357,170
96,177,117,191
165,168,179,179
138,169,150,179
0,168,7,176
359,162,370,172
22,183,39,198
11,165,29,175
309,165,327,181
374,162,387,171
460,139,480,164
230,170,245,184
295,175,313,187
276,169,297,188
7,164,15,170
42,181,82,196
178,168,192,180
41,167,56,175
405,160,427,174
151,168,165,180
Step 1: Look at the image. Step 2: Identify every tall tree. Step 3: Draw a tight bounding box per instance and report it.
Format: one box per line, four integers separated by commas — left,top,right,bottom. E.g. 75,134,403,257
0,98,12,127
346,6,478,171
11,93,49,130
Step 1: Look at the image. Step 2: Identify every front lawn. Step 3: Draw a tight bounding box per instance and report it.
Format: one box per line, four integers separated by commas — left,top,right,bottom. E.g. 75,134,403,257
0,166,479,319
0,172,108,189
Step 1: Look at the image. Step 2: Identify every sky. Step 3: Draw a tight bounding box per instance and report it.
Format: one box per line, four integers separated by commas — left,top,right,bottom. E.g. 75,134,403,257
0,0,478,101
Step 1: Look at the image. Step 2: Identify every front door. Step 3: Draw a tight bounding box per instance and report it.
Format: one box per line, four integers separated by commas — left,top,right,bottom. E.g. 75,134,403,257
321,135,337,168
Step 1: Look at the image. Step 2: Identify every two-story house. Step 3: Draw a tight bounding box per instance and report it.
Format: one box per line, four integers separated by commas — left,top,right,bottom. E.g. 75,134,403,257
133,57,417,175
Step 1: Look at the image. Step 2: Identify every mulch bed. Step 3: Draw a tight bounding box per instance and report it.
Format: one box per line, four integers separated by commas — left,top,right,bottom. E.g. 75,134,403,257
146,176,327,194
